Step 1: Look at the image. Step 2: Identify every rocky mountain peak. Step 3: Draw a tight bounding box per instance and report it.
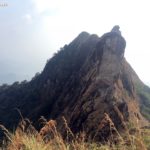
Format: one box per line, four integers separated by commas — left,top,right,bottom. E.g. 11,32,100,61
111,25,121,35
0,27,149,142
101,27,125,57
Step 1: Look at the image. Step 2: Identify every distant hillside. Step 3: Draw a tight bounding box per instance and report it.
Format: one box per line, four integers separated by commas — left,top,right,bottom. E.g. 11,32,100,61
0,27,149,142
125,62,150,120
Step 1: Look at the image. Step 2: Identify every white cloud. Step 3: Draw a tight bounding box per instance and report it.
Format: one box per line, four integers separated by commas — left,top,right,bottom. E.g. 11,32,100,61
32,0,64,14
23,14,32,24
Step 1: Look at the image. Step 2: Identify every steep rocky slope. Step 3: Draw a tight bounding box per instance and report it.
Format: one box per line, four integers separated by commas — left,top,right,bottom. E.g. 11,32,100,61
0,27,149,141
124,61,150,121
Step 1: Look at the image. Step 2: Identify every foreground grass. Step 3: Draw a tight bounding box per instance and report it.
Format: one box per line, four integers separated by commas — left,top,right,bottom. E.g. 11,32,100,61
142,128,150,150
0,116,149,150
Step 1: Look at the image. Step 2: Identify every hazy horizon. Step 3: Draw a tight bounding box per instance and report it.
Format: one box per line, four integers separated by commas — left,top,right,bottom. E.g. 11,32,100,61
0,0,150,86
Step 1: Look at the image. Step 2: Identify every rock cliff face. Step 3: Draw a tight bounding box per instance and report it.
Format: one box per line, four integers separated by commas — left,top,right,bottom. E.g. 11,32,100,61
0,27,149,140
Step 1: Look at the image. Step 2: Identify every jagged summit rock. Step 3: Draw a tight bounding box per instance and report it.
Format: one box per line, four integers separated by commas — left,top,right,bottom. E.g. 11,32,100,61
0,28,149,141
111,25,121,35
100,29,125,57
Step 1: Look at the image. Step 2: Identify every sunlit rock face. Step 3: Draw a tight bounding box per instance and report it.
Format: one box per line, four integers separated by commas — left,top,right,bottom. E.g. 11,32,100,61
0,27,148,142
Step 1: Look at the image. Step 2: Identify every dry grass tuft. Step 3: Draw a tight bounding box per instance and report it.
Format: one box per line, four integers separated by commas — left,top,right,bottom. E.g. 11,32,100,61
0,114,149,150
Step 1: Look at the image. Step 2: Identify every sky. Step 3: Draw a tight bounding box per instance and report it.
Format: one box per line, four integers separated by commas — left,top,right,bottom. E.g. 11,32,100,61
0,0,150,86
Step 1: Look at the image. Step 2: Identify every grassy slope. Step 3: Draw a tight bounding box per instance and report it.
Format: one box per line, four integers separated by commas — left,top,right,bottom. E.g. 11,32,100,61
125,60,150,121
0,117,149,150
135,83,150,121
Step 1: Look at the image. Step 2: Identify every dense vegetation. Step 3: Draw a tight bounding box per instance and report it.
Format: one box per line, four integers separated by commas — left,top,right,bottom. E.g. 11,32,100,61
0,116,150,150
135,83,150,121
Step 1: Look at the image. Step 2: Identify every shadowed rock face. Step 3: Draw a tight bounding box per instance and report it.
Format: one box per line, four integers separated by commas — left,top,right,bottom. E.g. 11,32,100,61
0,28,148,141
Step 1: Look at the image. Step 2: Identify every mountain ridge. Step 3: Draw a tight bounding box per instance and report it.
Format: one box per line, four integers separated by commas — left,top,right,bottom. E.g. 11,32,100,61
0,27,149,141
